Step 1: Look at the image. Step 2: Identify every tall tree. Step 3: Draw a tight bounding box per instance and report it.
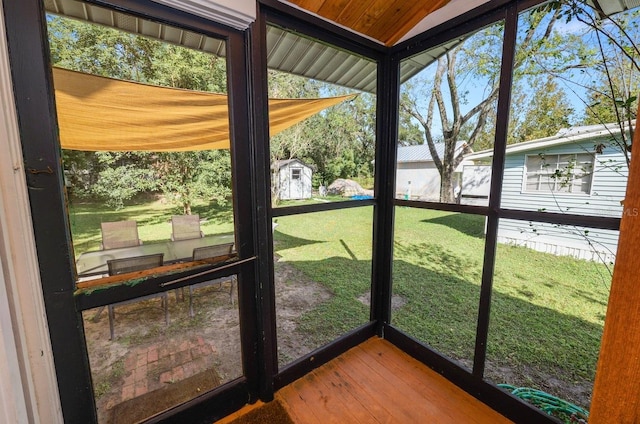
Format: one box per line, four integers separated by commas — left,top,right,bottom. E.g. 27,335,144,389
400,4,589,202
47,14,232,213
563,1,640,165
512,76,575,143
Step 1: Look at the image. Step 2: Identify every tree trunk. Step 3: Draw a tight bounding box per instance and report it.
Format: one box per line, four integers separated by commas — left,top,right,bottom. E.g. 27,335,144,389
440,168,455,203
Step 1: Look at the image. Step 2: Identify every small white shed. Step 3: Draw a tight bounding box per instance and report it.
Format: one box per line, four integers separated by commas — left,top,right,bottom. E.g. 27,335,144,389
274,159,313,200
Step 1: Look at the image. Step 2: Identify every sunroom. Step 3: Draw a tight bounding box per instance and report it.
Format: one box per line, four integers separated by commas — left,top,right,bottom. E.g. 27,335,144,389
0,0,639,423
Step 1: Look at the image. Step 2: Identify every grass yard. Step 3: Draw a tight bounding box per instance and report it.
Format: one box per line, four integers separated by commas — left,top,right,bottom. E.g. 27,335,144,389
391,207,610,408
274,205,610,409
68,196,234,255
273,207,374,348
70,197,611,409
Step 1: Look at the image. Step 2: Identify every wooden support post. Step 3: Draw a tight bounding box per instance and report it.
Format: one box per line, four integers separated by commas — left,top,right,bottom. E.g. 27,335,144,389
590,115,640,423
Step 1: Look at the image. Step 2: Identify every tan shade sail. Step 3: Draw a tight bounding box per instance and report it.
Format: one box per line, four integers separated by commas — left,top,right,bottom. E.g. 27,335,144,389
52,67,356,152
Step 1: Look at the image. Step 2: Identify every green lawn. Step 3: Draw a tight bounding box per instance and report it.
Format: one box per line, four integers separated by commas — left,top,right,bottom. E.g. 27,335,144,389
68,196,234,255
274,205,610,408
391,208,609,391
70,198,610,408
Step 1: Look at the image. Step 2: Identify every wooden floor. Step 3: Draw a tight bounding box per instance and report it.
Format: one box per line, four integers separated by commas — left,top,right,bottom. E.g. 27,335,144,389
218,337,513,423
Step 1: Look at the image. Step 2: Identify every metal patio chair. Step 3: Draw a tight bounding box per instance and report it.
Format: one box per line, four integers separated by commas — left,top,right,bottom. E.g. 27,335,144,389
189,242,236,316
171,214,204,241
106,253,166,339
100,220,142,250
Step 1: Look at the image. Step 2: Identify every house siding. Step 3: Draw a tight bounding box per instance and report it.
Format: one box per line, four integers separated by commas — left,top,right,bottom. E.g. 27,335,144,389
498,141,627,262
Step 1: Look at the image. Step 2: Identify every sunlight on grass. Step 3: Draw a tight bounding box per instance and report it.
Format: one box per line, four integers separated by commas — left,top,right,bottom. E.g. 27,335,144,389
71,197,612,409
391,206,611,409
68,196,234,255
392,208,485,365
273,207,373,350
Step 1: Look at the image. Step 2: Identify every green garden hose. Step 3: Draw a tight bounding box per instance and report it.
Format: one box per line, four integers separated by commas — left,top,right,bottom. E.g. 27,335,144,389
498,384,589,423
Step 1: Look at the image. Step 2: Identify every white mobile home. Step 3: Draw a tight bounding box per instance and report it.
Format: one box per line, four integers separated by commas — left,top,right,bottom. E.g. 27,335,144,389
466,124,629,262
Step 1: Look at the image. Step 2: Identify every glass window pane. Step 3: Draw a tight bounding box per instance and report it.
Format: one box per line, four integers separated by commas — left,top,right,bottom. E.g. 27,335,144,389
268,26,377,207
83,276,241,423
487,228,611,415
46,1,237,283
273,207,372,368
486,1,639,416
397,21,504,206
525,174,540,191
391,208,485,368
46,1,242,421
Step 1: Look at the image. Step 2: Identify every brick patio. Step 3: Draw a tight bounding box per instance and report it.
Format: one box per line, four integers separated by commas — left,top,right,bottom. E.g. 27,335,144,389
121,336,216,401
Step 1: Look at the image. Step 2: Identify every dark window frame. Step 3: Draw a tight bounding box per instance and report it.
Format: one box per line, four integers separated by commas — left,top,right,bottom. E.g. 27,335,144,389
290,167,301,180
388,2,621,423
5,0,260,422
261,3,385,387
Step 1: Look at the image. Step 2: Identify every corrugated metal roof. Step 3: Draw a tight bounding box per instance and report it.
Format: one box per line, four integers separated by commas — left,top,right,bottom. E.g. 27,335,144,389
44,0,228,55
592,0,640,16
43,0,457,93
45,0,635,93
397,141,467,163
465,123,634,160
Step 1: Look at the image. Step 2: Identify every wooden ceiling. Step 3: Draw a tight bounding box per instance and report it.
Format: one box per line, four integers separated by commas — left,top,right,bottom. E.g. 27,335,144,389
286,0,452,46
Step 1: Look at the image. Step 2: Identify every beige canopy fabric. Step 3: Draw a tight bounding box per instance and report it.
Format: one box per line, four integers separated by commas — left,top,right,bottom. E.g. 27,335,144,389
52,67,356,152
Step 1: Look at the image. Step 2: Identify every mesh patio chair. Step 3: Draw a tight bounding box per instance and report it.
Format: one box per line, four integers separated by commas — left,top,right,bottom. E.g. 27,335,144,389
100,220,142,250
171,214,204,241
106,253,166,339
189,242,236,316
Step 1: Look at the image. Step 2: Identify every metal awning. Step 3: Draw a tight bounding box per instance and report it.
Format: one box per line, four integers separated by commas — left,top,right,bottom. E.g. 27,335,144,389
43,0,457,93
43,0,636,94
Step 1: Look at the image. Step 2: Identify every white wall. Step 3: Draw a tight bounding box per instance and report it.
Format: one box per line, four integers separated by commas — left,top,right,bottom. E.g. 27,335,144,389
0,2,63,422
396,162,441,201
150,0,255,29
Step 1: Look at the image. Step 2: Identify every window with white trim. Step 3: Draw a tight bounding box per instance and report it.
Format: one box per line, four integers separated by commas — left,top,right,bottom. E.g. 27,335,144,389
525,153,594,194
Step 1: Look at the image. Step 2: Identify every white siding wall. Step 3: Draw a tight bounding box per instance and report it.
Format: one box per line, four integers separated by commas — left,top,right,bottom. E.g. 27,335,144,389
499,142,627,262
396,162,441,201
497,220,619,263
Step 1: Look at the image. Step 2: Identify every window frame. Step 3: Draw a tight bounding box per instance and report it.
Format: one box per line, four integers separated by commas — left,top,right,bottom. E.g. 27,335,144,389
261,4,388,389
6,0,621,423
523,153,595,195
388,1,621,422
290,167,301,180
5,0,262,422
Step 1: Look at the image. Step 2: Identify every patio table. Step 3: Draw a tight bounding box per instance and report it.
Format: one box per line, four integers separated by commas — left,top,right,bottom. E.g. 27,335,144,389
76,233,235,277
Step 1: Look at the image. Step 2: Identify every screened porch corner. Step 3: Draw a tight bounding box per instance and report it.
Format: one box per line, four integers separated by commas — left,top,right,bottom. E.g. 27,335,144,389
3,0,640,424
216,337,514,424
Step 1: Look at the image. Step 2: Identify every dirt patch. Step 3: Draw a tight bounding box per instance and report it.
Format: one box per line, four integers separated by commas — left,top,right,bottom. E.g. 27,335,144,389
273,258,333,365
357,291,407,310
82,262,592,420
83,261,330,422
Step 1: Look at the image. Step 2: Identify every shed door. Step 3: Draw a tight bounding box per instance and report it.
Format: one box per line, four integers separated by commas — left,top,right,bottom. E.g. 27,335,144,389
290,167,304,199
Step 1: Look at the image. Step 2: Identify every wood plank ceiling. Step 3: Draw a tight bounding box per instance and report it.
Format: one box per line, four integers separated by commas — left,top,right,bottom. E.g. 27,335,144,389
286,0,452,46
